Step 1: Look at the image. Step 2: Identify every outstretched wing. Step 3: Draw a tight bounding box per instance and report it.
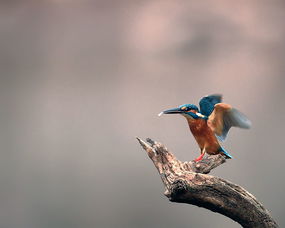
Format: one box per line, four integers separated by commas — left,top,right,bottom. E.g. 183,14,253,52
199,94,222,116
208,103,251,141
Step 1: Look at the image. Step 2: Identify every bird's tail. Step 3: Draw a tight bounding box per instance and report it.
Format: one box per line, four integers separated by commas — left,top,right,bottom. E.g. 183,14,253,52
219,147,232,159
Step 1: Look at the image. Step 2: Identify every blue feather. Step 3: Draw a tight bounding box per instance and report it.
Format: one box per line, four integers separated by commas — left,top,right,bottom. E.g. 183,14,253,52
199,94,222,116
219,147,232,159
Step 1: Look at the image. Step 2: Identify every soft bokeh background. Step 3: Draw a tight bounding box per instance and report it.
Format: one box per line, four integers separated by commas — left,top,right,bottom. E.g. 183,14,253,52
1,1,285,228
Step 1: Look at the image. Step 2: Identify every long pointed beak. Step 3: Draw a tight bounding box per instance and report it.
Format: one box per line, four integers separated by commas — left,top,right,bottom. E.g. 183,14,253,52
158,108,182,116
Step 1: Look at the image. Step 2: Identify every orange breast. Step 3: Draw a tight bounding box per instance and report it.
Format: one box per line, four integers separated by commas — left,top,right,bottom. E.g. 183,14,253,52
186,118,221,155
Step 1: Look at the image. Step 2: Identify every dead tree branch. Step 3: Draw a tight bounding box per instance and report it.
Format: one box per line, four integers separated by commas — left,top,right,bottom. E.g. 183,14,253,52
137,137,278,228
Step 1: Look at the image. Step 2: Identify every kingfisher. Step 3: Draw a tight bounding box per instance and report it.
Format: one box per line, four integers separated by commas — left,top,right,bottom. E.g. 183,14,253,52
158,94,251,161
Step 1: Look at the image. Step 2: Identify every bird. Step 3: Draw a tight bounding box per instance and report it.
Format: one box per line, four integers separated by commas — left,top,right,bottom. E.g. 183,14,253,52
158,94,251,161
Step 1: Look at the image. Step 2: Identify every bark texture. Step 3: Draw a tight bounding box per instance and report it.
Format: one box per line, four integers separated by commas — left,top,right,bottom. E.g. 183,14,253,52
137,137,278,228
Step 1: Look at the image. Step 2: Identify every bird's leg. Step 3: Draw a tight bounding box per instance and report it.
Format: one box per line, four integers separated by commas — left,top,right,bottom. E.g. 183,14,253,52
194,148,206,162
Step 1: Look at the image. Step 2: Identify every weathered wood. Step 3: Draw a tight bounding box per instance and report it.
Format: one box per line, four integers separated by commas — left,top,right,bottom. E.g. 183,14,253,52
137,137,278,228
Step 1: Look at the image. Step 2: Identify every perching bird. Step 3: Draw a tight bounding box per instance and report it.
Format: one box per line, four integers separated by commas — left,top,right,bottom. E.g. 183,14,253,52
158,94,251,161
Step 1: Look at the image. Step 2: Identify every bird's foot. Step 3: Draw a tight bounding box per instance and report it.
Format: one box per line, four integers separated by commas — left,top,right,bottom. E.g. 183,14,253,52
194,153,205,162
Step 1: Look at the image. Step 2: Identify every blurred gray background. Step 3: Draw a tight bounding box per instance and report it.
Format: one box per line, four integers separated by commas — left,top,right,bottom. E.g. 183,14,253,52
0,1,285,228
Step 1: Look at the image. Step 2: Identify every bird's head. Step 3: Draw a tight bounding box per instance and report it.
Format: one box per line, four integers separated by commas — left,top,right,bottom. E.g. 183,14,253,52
159,104,200,119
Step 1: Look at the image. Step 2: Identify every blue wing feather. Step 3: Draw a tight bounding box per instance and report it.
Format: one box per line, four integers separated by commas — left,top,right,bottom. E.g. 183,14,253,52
199,94,222,116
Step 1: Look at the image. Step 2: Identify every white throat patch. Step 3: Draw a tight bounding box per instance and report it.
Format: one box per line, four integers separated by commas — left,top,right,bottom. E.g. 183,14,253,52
196,112,205,118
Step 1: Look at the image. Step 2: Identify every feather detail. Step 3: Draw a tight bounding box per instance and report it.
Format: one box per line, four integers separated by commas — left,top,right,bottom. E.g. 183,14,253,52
208,103,251,141
199,94,222,116
219,147,233,159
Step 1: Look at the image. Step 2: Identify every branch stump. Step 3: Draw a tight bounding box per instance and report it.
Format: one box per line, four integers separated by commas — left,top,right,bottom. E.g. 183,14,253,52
137,137,278,228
